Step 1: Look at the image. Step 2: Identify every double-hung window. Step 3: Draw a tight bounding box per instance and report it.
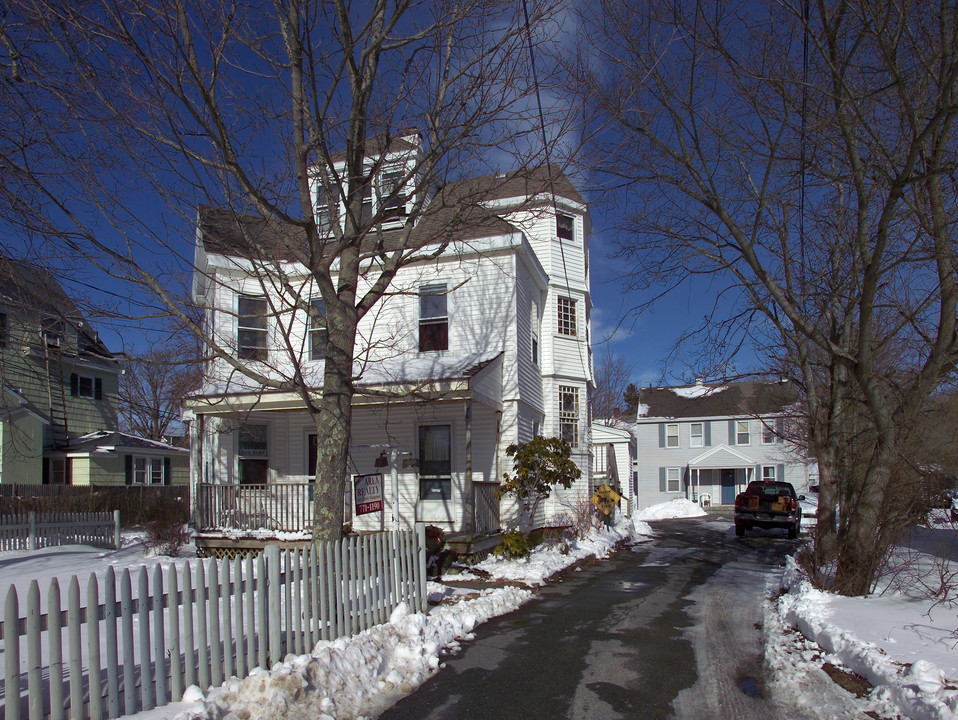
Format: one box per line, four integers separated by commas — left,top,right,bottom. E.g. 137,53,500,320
380,168,406,218
315,185,333,233
762,465,777,482
557,213,574,241
557,297,577,336
665,423,679,448
667,467,681,492
419,284,448,352
558,386,579,448
238,424,269,484
762,419,783,444
690,422,704,448
132,457,164,485
736,420,750,445
419,425,451,500
237,296,268,361
70,373,103,400
309,297,327,360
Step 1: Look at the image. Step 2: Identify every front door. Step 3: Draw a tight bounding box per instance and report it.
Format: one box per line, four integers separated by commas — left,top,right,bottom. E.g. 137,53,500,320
721,469,737,504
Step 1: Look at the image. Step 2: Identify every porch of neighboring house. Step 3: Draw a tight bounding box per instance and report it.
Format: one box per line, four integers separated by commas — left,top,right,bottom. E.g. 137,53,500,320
686,445,759,507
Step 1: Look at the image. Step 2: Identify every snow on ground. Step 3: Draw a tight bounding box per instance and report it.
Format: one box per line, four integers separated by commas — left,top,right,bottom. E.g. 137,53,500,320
3,505,957,719
633,497,707,521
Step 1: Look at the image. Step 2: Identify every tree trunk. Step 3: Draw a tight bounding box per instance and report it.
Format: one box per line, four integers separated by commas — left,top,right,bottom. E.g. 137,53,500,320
312,296,359,543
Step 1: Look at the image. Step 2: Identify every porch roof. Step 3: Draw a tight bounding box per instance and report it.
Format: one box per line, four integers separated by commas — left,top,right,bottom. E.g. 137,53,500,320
687,444,757,469
184,351,504,413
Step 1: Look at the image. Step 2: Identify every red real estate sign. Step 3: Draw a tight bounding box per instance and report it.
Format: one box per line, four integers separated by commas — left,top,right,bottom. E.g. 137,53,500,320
354,473,384,516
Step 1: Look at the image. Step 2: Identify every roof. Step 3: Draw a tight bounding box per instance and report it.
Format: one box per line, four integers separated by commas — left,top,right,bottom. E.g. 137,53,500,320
64,430,189,455
197,164,583,263
630,380,798,421
0,257,114,359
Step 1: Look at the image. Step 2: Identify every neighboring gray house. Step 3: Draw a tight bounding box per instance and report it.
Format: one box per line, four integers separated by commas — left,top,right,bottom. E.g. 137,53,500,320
628,379,811,509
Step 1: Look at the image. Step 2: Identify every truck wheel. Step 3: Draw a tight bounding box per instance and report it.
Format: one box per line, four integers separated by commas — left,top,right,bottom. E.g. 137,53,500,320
735,522,745,537
788,524,799,540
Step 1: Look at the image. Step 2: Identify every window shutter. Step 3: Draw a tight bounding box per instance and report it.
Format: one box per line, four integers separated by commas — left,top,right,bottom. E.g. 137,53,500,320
94,378,103,400
164,457,172,486
658,424,665,448
70,373,79,397
124,455,133,485
727,419,736,445
659,467,666,492
704,421,711,446
778,464,785,483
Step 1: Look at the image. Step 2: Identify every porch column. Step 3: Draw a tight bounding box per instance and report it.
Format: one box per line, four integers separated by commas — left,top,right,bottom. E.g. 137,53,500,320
463,400,474,534
187,411,202,527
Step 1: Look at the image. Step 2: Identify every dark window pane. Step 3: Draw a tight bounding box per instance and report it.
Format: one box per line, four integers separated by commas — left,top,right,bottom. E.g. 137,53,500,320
238,297,267,329
239,458,269,485
557,213,574,240
419,479,451,500
309,298,327,360
419,322,448,352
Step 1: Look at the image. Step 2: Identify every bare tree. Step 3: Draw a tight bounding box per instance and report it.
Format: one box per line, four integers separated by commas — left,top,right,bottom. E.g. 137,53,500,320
120,346,202,441
590,349,633,420
1,0,572,540
572,0,958,594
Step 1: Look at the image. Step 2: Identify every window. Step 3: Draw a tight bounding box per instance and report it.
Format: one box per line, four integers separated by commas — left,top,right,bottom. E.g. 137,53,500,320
666,423,679,448
42,317,64,347
419,425,451,500
531,302,540,366
762,419,784,444
667,467,681,492
238,424,269,485
690,422,704,448
131,457,164,485
309,297,327,360
380,168,406,218
557,297,577,336
361,180,372,223
762,465,777,482
736,420,750,445
237,296,267,361
70,374,103,400
315,185,332,232
419,284,448,352
532,420,541,438
557,213,574,241
0,312,6,347
559,386,579,448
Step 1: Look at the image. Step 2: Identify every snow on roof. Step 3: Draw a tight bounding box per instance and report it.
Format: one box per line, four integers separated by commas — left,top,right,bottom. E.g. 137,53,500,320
671,383,727,399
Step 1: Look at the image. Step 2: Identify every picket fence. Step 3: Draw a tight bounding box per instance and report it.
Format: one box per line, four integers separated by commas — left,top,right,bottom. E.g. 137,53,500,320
1,525,427,720
0,512,120,552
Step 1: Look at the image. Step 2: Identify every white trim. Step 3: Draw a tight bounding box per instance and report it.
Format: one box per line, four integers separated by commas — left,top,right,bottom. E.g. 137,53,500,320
688,443,757,468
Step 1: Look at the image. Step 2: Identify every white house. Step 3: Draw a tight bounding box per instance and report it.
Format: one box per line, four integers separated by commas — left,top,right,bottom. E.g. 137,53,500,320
183,135,594,554
628,379,811,510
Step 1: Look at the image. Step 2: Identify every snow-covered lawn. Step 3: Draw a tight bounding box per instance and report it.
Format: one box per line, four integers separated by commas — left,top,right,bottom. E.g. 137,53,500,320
2,507,956,720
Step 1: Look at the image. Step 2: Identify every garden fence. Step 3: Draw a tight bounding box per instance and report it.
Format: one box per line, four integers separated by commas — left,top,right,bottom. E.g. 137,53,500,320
0,512,120,552
0,525,427,720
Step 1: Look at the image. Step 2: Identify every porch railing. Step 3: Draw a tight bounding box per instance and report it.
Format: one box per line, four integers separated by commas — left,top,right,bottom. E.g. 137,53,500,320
474,482,500,535
196,482,315,533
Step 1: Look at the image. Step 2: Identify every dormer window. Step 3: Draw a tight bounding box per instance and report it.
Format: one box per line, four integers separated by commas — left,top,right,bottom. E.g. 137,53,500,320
42,318,64,347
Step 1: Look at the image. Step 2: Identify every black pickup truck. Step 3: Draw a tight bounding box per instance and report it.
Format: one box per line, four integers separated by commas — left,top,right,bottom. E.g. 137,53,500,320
734,481,803,539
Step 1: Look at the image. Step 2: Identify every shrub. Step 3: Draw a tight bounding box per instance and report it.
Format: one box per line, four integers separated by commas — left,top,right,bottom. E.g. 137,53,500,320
143,496,191,556
497,436,581,536
493,530,530,559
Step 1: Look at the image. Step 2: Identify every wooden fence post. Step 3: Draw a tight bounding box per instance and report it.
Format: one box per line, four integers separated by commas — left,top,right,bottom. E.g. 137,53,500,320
114,510,122,550
28,511,36,551
265,544,282,666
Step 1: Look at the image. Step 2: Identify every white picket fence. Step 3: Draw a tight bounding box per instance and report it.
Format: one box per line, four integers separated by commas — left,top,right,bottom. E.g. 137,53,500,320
0,525,427,720
0,512,120,552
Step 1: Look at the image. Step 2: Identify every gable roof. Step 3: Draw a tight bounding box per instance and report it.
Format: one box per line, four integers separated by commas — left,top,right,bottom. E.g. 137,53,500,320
631,380,798,421
0,257,114,360
64,430,189,454
197,165,583,263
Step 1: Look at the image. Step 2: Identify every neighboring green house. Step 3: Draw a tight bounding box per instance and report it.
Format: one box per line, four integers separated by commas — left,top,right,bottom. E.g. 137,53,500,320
0,258,188,486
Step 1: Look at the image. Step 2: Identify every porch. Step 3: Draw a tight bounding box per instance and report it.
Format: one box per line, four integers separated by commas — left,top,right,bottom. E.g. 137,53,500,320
194,480,502,558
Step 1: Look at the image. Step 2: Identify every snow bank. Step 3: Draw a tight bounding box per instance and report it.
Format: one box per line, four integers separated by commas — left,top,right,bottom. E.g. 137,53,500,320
671,384,726,399
474,516,649,586
181,587,533,720
777,557,958,720
634,498,707,521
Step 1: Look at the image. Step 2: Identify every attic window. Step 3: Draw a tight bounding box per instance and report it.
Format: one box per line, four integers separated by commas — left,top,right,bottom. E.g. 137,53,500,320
42,318,64,347
557,214,574,241
380,169,406,218
71,374,103,400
